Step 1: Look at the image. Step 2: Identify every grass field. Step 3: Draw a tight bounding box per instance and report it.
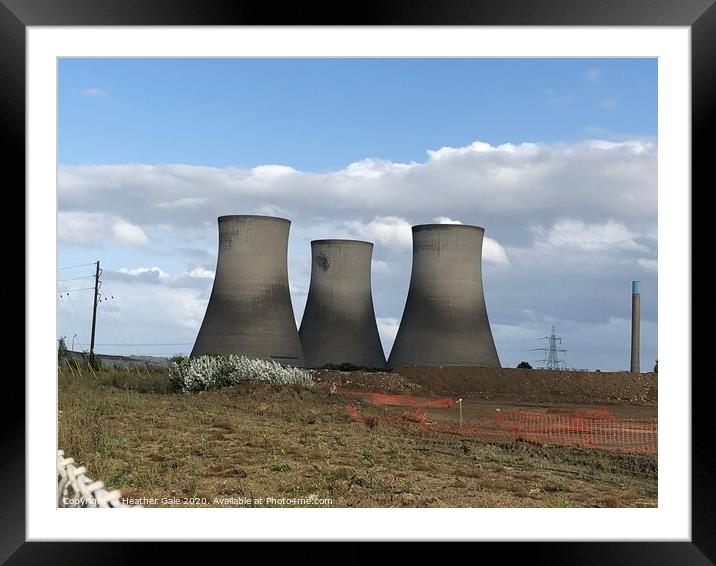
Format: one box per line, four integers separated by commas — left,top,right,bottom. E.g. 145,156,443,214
58,368,657,508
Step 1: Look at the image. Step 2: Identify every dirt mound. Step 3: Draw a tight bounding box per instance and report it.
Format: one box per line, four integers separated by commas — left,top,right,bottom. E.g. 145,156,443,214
312,367,656,405
397,366,657,405
312,370,422,394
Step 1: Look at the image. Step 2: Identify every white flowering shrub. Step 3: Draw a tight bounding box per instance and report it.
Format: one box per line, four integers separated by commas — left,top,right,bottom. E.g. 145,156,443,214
168,355,313,393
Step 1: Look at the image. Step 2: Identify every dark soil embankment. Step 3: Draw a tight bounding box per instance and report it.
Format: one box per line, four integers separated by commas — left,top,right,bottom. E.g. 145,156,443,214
397,366,657,405
314,367,657,405
313,370,421,394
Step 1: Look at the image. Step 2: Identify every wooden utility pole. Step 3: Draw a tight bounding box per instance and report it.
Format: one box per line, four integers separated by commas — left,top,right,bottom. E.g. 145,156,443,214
89,260,100,368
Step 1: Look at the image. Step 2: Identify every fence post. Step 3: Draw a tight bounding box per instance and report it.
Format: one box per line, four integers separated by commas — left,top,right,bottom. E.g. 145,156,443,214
458,398,463,430
84,353,99,380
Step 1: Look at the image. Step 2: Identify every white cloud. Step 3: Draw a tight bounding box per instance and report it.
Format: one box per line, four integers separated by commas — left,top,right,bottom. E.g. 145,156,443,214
187,267,215,279
346,216,508,266
534,220,646,252
377,317,400,343
58,212,109,244
347,216,413,251
112,220,150,246
118,267,171,280
427,141,538,160
343,158,413,178
250,165,297,178
371,259,390,273
290,283,308,298
254,203,291,217
107,265,216,292
638,258,658,272
102,280,207,333
58,212,150,247
83,87,106,97
483,237,510,266
428,143,486,160
586,139,652,154
58,138,657,231
156,197,207,209
433,216,463,224
583,68,601,81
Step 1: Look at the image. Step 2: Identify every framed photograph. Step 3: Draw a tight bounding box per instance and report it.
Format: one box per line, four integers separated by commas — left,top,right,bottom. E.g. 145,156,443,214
8,0,708,561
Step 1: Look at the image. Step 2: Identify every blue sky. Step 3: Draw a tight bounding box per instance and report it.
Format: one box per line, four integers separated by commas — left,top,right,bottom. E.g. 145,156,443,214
59,58,656,170
57,58,658,370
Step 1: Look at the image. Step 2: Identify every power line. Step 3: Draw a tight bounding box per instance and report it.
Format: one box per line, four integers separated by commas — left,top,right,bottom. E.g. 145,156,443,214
74,335,88,352
57,260,194,358
57,262,97,271
98,290,132,353
57,287,95,294
100,281,142,357
56,295,71,345
57,275,95,282
58,283,90,340
58,283,90,353
57,269,97,358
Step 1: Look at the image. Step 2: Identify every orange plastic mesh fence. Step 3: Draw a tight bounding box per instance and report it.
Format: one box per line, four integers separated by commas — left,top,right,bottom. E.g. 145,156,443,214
341,389,455,409
369,392,455,408
346,403,359,422
493,409,656,453
343,396,656,454
546,407,617,420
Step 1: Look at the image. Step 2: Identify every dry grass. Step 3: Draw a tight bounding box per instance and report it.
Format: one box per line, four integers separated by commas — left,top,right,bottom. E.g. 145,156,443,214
58,368,657,508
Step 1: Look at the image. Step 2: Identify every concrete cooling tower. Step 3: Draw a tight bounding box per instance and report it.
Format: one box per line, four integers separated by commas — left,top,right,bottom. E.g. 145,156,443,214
388,224,501,368
299,240,386,369
191,215,304,365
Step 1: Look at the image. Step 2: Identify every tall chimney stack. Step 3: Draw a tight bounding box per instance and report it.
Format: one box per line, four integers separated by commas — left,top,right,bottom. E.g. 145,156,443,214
630,280,640,373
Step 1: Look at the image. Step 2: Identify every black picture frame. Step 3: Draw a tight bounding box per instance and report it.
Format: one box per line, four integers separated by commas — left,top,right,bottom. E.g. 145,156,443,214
6,0,707,562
